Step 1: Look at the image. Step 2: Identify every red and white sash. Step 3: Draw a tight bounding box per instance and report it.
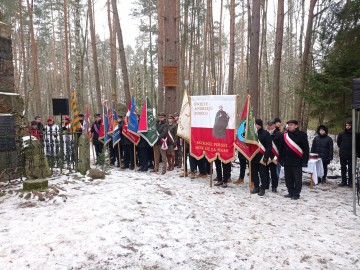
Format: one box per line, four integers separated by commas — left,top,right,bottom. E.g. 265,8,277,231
284,132,303,158
167,131,174,143
160,138,168,150
272,141,279,159
258,140,265,155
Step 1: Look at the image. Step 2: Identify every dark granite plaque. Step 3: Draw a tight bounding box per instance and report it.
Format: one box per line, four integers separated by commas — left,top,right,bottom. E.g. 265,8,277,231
0,114,15,151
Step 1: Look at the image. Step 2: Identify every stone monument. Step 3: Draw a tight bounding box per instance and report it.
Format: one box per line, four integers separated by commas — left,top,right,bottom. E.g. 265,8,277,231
0,21,25,181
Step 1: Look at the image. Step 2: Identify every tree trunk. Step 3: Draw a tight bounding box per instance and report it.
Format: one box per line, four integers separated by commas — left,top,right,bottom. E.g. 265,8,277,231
296,0,317,127
112,0,131,106
208,0,216,95
272,0,284,118
26,0,42,117
63,0,70,98
164,0,179,115
88,0,102,113
108,0,117,103
157,0,165,112
249,0,261,116
19,0,29,117
74,0,84,112
228,0,235,95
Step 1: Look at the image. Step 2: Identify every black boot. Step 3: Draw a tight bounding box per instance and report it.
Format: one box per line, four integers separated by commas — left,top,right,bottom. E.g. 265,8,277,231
251,187,260,194
258,188,265,196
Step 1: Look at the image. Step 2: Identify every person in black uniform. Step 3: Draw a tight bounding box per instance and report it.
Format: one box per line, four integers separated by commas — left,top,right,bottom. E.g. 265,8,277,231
91,113,103,164
214,158,231,188
121,133,135,170
234,151,247,185
250,119,272,196
266,119,283,192
311,124,333,183
337,120,353,187
280,119,309,200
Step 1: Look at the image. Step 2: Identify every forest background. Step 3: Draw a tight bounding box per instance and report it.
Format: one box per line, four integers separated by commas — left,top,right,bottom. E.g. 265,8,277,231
0,0,359,132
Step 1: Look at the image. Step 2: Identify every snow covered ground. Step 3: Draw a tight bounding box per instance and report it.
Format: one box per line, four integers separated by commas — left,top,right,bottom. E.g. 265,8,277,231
1,160,359,270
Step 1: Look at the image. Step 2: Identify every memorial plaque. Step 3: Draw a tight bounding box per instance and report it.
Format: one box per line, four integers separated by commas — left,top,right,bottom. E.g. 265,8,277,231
0,114,15,151
163,66,178,87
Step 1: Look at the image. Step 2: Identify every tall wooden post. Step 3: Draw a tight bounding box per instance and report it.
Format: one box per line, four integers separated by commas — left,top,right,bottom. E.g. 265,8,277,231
163,0,179,115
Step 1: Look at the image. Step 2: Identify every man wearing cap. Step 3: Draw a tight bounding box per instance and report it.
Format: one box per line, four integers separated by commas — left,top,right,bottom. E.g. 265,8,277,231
44,117,60,157
337,120,353,187
61,115,73,161
91,114,103,164
280,119,309,200
166,114,178,171
154,112,169,174
266,119,283,192
273,117,283,132
250,119,272,196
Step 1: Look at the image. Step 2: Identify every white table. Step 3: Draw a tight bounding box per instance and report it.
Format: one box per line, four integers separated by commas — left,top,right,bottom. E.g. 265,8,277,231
280,158,324,188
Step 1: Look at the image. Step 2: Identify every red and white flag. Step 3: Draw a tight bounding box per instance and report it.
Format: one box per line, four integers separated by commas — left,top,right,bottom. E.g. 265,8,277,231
190,95,236,163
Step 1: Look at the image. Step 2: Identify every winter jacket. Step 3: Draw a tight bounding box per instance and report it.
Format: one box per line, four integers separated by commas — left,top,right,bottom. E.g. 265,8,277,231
91,121,102,143
167,123,178,145
268,128,283,160
337,127,352,158
311,125,333,163
280,128,309,167
156,120,169,145
253,127,272,163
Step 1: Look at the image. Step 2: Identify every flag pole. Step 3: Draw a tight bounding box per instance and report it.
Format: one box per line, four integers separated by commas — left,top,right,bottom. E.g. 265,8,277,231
210,161,213,189
134,144,136,172
249,160,253,194
183,140,186,177
153,147,156,172
117,143,121,168
108,143,111,166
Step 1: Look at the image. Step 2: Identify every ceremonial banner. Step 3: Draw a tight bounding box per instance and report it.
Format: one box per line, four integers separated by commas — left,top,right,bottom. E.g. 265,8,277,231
123,100,141,145
99,101,111,145
177,89,191,142
128,96,139,134
190,95,236,163
235,95,259,160
71,89,81,132
138,97,158,146
112,102,121,147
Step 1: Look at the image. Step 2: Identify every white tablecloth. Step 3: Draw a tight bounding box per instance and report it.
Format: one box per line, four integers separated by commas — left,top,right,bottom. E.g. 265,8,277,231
279,158,324,185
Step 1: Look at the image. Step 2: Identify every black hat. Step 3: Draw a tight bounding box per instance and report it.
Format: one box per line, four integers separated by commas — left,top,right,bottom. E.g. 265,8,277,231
255,119,263,127
267,119,275,125
273,117,281,123
78,113,84,117
158,112,166,117
30,121,37,126
286,119,299,125
94,113,101,117
346,119,352,125
35,115,41,119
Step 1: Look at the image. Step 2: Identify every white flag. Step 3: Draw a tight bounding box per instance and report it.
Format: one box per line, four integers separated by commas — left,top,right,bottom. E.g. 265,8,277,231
177,89,191,142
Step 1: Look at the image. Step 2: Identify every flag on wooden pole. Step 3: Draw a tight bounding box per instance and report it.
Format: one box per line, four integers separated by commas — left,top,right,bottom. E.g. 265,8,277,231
138,97,158,146
177,89,191,143
112,102,121,147
71,89,81,133
123,99,141,145
234,95,259,160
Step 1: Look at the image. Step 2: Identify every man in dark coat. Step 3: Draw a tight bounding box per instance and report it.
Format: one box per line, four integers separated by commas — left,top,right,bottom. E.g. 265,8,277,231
250,119,272,196
212,106,229,140
280,119,309,200
154,112,169,174
91,114,103,164
35,116,44,140
266,119,283,192
311,124,333,183
337,120,352,187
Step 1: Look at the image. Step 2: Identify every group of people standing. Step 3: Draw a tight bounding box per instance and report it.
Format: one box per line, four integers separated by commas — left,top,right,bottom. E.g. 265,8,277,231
30,112,355,199
90,112,182,175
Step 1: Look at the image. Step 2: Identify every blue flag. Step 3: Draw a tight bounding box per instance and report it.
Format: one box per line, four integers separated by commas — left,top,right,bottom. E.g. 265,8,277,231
100,101,111,145
112,102,121,147
128,96,138,134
